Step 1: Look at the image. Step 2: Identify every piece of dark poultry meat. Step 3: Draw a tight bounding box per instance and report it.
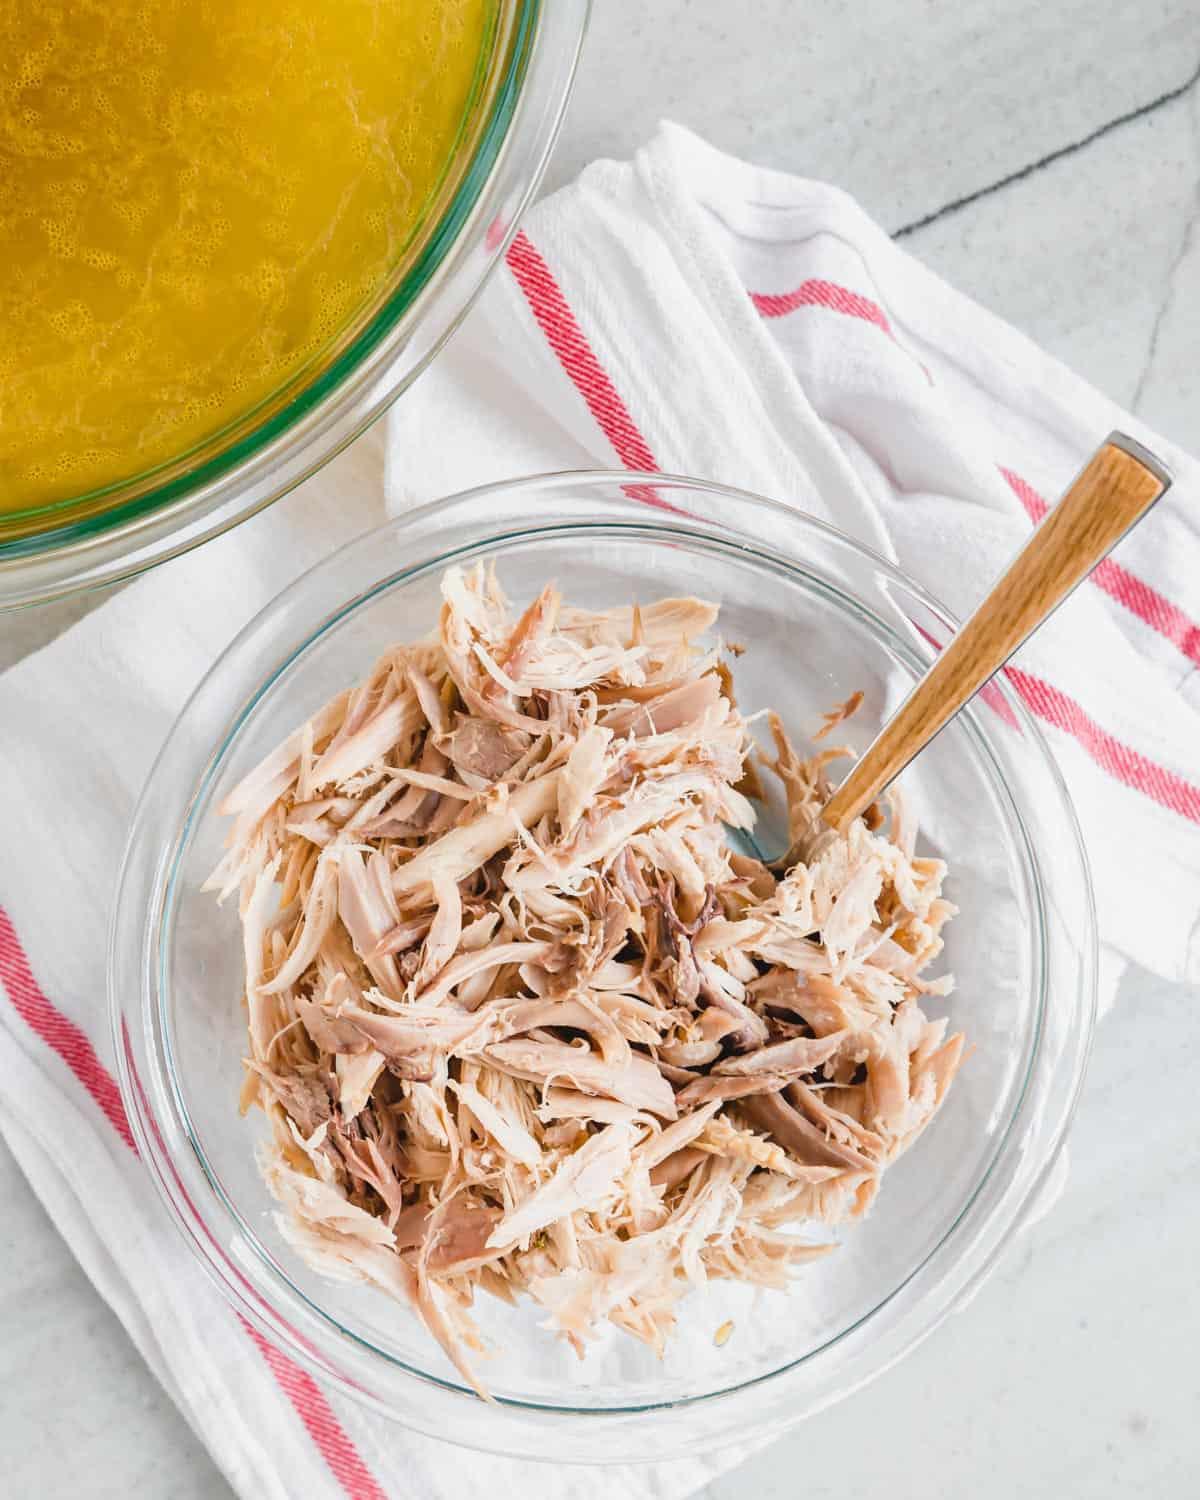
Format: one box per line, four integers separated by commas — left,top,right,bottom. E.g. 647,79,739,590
211,562,965,1397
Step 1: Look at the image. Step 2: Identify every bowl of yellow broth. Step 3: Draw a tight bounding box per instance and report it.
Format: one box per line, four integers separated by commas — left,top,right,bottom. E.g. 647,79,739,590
0,0,587,606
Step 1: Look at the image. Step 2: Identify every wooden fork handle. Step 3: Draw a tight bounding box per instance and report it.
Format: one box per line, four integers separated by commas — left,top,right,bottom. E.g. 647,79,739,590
821,432,1173,835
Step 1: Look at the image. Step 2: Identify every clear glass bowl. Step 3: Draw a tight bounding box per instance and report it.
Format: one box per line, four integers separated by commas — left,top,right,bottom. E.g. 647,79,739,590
110,472,1096,1463
0,1,587,610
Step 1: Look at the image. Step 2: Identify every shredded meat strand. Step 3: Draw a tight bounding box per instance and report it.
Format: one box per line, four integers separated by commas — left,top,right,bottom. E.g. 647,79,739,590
210,564,965,1398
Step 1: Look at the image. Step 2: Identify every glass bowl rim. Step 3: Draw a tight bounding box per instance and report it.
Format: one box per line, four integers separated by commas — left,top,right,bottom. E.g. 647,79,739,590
110,467,1098,1426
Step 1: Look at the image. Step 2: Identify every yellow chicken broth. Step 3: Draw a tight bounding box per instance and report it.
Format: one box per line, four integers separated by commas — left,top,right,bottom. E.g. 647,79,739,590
0,0,489,516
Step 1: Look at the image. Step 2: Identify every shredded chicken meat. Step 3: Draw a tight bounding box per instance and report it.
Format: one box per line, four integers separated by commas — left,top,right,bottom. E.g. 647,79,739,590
209,564,966,1397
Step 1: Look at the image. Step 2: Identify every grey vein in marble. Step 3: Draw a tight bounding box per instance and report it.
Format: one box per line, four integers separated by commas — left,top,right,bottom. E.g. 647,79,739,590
1131,76,1200,430
895,53,1200,238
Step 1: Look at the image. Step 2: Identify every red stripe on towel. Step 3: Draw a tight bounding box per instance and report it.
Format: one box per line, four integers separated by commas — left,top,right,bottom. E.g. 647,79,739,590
506,229,659,471
749,279,1199,672
506,230,687,515
751,278,894,335
241,1319,389,1500
1000,466,1200,670
1006,669,1200,823
0,907,136,1150
0,907,386,1500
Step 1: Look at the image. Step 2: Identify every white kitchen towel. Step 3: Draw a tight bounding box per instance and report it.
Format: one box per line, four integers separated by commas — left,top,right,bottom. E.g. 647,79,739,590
0,433,745,1500
387,122,1200,1005
0,120,1198,1500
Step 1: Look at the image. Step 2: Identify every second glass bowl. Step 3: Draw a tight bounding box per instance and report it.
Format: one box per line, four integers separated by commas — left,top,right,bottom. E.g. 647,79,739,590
111,471,1095,1463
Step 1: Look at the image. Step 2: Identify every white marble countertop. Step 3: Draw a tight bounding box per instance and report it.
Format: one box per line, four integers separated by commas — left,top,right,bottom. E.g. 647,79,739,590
3,2,1199,1495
